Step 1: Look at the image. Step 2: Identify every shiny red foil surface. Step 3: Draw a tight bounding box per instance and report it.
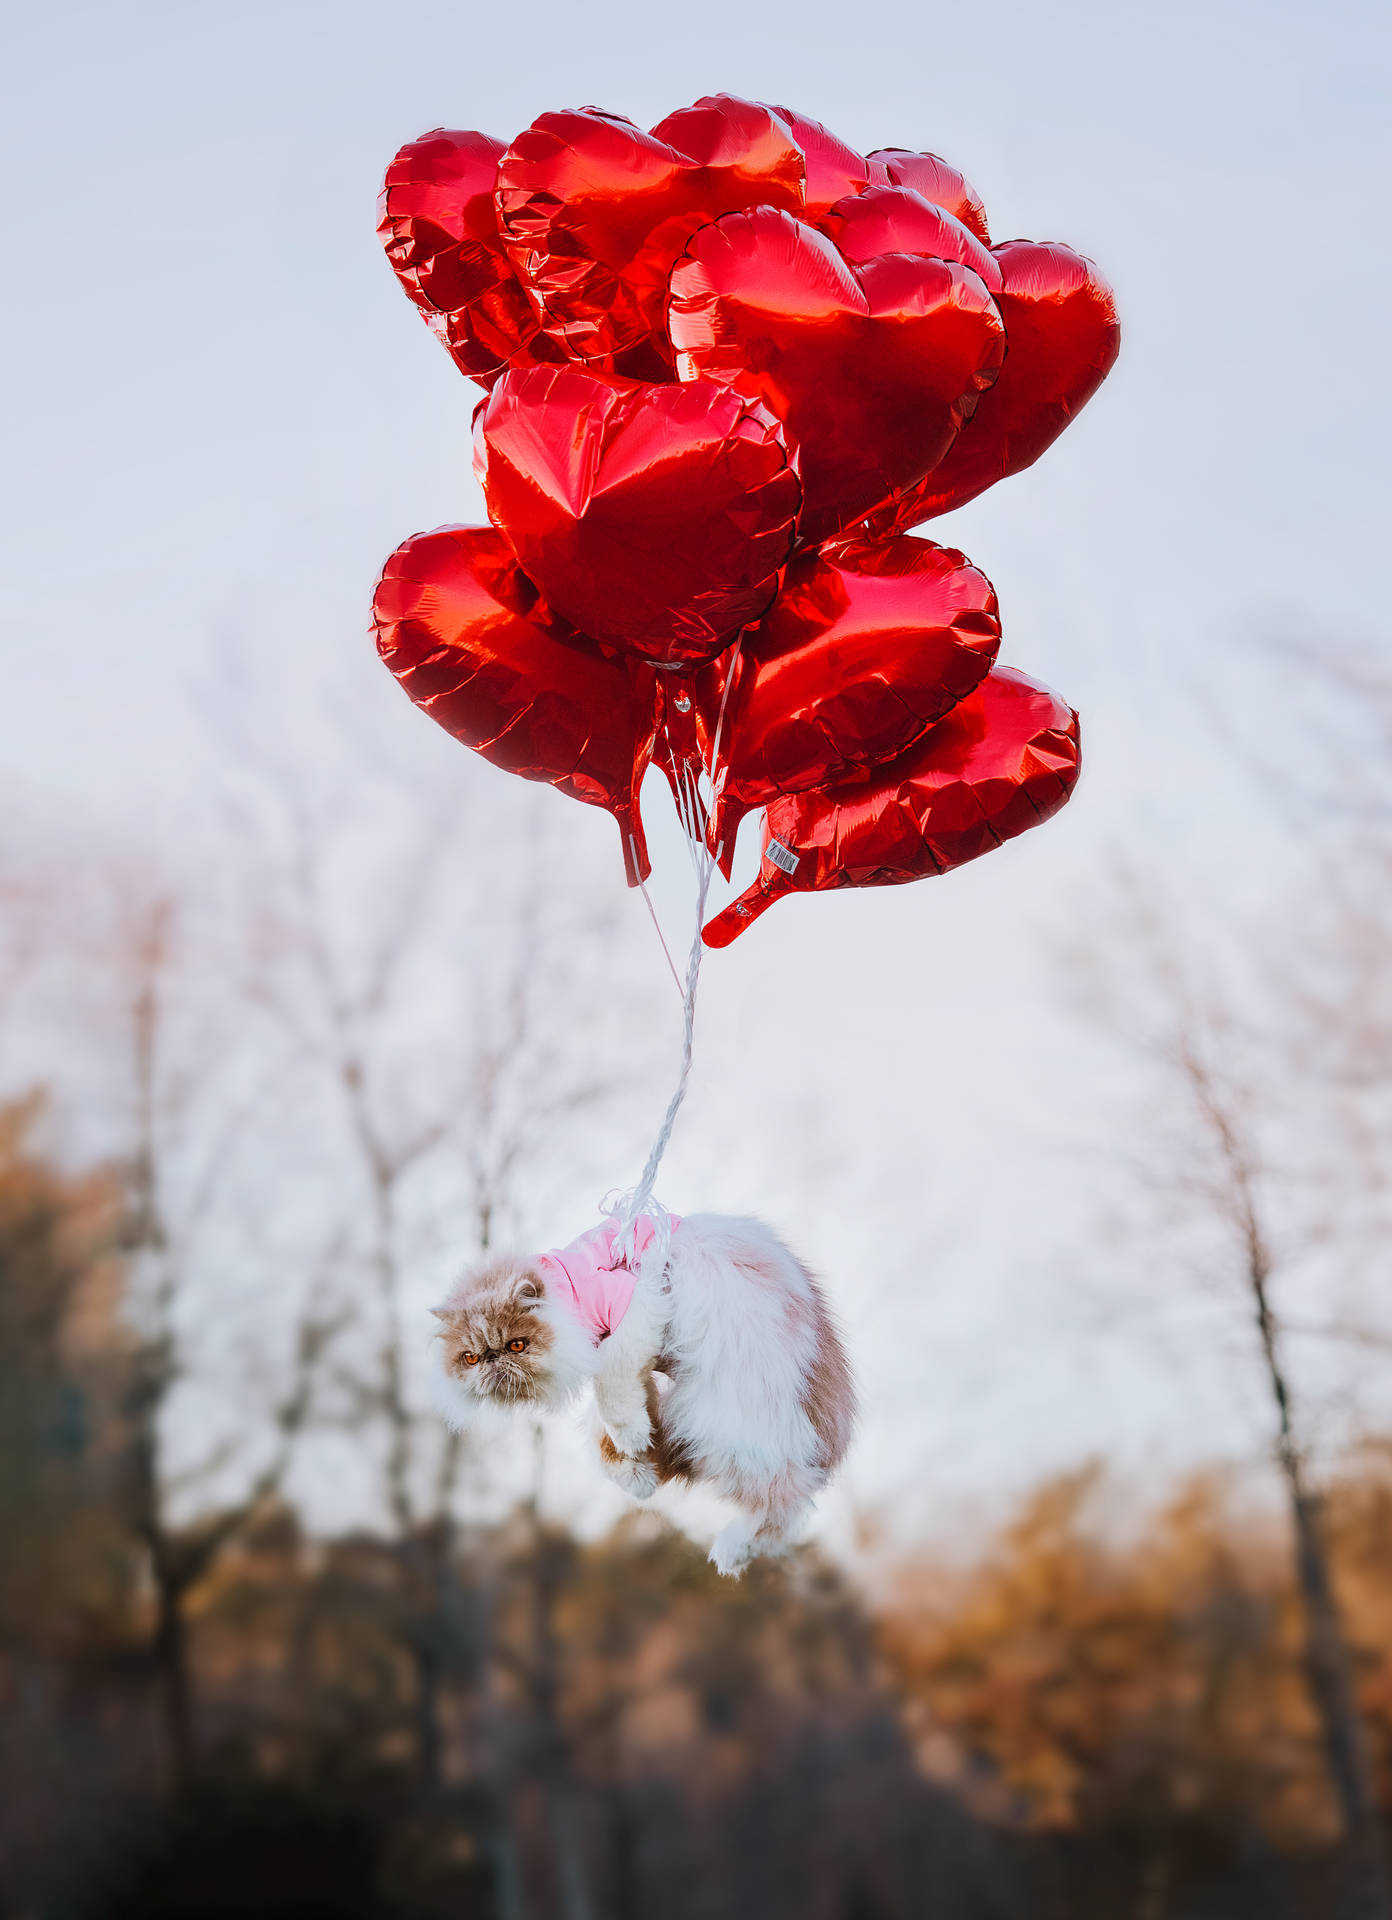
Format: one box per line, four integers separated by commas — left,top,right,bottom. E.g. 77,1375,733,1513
377,129,561,386
703,667,1080,946
375,94,1116,899
868,242,1120,534
867,148,992,245
705,535,1001,856
495,99,805,379
478,363,800,667
669,207,1005,543
372,525,659,882
758,103,879,217
820,186,1000,289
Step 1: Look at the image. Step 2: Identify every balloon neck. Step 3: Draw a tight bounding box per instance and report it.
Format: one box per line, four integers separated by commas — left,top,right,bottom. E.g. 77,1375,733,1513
616,806,652,888
708,781,748,879
701,862,792,948
657,674,710,836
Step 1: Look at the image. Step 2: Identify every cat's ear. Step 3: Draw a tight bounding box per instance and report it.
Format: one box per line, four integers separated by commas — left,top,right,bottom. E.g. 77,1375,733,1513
516,1271,543,1303
429,1305,453,1323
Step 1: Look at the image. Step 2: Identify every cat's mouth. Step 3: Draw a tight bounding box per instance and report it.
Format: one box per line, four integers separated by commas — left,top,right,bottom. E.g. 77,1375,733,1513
478,1363,539,1404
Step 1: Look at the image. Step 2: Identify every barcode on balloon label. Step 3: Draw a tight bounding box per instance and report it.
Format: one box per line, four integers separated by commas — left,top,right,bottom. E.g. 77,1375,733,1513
765,839,799,875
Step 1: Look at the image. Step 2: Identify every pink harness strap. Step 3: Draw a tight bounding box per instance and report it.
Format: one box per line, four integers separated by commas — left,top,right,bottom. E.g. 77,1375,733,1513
535,1214,678,1346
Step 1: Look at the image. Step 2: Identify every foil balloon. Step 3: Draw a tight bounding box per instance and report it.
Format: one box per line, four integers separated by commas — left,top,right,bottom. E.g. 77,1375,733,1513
373,525,659,883
702,666,1080,947
375,95,1117,899
820,186,1000,289
668,206,1005,543
478,363,801,667
704,534,1001,860
377,129,561,386
868,242,1120,534
757,102,877,218
495,98,805,379
866,149,991,245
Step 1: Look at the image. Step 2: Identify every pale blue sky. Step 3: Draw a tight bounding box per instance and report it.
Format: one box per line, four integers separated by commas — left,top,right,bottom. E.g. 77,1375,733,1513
3,0,1390,1537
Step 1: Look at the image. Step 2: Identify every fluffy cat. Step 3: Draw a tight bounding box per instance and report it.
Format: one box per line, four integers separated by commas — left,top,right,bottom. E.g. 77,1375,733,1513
431,1213,856,1576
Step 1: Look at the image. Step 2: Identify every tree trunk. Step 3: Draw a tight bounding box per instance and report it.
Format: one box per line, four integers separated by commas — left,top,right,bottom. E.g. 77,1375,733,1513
1251,1258,1391,1919
152,1563,196,1795
470,1568,528,1920
410,1440,469,1801
526,1442,594,1920
487,1774,529,1920
532,1576,594,1920
545,1783,595,1920
604,1771,643,1920
1286,1476,1391,1919
412,1630,445,1800
1136,1844,1170,1920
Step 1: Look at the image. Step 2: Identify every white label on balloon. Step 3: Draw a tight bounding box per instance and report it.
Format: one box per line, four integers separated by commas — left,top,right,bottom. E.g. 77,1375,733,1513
765,838,799,875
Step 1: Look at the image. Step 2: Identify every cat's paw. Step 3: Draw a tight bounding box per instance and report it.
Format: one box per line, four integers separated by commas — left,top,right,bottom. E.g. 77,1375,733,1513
601,1450,658,1500
604,1412,652,1457
709,1521,755,1579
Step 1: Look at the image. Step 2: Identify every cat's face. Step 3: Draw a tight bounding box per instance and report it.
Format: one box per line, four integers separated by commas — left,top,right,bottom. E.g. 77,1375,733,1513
432,1259,563,1410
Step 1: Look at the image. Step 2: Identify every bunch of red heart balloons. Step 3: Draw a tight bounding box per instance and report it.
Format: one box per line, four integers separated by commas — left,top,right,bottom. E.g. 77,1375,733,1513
372,95,1118,946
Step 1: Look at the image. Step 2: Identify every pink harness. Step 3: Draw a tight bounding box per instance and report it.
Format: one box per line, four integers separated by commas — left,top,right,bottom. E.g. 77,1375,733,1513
535,1214,678,1346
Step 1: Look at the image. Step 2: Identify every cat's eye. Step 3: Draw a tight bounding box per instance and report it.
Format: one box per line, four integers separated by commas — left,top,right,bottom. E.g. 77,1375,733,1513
507,1337,529,1353
461,1351,480,1367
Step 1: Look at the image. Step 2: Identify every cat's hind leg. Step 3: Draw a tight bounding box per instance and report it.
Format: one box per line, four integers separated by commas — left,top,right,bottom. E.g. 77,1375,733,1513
709,1467,821,1577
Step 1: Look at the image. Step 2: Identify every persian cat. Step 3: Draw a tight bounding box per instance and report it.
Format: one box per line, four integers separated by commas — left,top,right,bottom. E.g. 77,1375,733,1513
431,1213,856,1576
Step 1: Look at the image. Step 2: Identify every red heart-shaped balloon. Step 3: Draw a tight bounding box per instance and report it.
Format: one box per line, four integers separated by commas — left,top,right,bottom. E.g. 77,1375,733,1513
703,533,1001,859
669,207,1005,544
865,148,991,245
478,363,801,667
755,103,876,218
820,186,1000,289
652,93,806,186
703,665,1079,946
868,241,1120,533
495,98,805,379
373,524,659,884
377,129,563,387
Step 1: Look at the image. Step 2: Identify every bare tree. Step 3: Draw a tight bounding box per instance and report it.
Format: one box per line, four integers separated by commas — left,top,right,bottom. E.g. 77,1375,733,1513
247,773,649,1916
1070,869,1392,1920
113,892,340,1792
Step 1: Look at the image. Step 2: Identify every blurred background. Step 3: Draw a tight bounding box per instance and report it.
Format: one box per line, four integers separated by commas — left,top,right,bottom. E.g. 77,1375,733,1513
3,0,1391,1914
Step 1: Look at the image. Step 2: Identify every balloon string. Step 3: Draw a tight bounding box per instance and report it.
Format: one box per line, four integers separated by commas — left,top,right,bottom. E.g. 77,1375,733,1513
611,658,740,1267
706,634,742,809
632,850,683,999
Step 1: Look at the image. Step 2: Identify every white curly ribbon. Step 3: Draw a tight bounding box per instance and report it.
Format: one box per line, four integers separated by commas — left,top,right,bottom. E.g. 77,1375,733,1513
608,650,741,1271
